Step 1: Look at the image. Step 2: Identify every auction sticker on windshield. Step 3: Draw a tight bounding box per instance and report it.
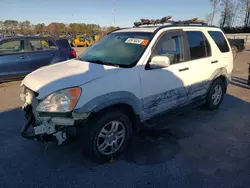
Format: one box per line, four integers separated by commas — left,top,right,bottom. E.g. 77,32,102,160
125,38,145,44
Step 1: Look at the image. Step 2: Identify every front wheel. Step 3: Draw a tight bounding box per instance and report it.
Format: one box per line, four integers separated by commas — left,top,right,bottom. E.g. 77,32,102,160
206,79,225,110
79,110,132,163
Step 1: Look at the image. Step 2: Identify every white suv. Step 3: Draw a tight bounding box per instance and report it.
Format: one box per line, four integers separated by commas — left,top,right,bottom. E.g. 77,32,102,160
20,22,233,162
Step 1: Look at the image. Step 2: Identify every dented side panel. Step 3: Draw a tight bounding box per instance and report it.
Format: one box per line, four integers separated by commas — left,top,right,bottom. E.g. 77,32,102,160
142,86,188,120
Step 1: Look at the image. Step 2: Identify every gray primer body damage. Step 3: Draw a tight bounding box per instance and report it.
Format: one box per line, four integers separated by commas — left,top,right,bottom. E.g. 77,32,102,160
74,68,229,122
142,87,187,120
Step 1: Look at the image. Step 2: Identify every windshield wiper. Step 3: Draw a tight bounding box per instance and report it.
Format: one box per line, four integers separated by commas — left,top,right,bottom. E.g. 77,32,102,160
76,57,120,67
88,60,120,67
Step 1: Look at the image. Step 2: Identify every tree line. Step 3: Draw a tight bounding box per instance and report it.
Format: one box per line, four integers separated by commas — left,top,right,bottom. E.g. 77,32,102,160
0,20,119,36
207,0,250,33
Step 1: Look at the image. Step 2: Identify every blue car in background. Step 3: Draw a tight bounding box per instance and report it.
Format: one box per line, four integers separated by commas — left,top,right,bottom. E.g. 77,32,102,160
0,36,77,82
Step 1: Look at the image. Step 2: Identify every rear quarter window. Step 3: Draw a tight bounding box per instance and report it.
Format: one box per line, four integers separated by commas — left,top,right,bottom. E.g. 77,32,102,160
57,39,71,49
208,31,230,53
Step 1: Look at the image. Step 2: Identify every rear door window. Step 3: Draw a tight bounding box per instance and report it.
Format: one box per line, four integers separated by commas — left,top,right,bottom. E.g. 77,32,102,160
186,31,211,60
208,31,230,53
0,40,24,54
28,39,57,51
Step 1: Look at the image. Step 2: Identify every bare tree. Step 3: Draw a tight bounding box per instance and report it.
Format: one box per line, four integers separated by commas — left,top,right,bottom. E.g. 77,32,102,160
205,13,213,25
220,0,234,27
210,0,221,25
241,0,250,27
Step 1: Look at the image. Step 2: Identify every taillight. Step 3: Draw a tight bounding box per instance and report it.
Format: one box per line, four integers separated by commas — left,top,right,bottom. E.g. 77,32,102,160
71,49,77,58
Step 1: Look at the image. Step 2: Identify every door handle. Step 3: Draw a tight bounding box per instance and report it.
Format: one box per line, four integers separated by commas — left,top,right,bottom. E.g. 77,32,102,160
211,60,218,64
179,67,189,72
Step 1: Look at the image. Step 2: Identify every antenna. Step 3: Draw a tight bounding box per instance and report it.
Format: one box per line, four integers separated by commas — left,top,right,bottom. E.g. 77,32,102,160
113,0,116,27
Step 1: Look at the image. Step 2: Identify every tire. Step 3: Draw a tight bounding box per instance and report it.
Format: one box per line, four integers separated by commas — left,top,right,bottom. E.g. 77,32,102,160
231,46,238,60
79,110,132,163
206,79,225,110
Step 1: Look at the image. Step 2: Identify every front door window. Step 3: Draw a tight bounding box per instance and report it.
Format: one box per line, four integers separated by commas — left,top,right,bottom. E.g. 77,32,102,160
0,40,23,54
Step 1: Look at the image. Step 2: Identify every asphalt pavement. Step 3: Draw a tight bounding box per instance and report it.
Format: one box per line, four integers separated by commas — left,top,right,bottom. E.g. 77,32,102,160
0,51,250,188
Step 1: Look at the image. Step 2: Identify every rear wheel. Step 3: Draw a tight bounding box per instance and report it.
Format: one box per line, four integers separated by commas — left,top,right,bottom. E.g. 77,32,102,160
206,79,225,110
78,110,132,163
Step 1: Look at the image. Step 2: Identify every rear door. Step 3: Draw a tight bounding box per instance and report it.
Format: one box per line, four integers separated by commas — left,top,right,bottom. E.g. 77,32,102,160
183,30,213,102
0,39,31,81
207,30,233,71
27,38,59,71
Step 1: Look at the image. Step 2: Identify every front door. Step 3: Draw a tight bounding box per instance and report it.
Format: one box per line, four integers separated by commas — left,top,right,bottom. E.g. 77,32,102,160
140,30,192,120
0,39,31,81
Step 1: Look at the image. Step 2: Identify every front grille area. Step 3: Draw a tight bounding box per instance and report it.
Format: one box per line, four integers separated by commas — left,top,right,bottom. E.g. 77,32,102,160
22,86,41,125
31,98,41,125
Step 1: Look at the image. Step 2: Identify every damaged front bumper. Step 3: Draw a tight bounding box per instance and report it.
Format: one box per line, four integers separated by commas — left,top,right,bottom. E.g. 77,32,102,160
21,104,70,144
20,86,91,145
21,104,91,145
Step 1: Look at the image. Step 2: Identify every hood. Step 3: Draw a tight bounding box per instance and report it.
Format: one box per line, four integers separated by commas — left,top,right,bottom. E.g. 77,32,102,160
22,59,120,99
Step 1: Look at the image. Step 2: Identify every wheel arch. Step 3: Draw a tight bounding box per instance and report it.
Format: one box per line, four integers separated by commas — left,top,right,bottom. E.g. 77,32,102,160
74,92,143,131
209,68,229,93
95,103,141,131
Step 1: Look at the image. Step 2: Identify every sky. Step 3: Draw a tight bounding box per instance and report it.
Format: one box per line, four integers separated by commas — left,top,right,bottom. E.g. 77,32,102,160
0,0,213,27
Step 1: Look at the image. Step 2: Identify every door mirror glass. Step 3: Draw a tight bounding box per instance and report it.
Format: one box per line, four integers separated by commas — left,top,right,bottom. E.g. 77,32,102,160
149,56,170,69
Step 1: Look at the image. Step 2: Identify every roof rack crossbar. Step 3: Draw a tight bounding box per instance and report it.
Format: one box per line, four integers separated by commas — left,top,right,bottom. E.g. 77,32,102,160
134,16,173,27
134,17,207,27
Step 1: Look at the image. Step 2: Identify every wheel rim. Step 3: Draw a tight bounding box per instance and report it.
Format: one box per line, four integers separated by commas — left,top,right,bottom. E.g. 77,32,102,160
212,85,223,105
97,120,126,155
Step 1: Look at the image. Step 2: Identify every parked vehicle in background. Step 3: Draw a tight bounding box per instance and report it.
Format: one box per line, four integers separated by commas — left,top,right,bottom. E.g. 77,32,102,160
72,35,90,47
59,31,67,38
67,35,74,47
0,36,77,82
88,34,101,46
20,17,233,163
227,38,245,59
3,31,13,38
42,31,51,37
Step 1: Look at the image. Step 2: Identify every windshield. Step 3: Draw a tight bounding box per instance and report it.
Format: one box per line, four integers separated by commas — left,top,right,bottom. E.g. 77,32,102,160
79,32,153,68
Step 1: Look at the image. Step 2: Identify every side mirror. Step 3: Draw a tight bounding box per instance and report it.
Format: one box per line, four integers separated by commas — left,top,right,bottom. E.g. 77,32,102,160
149,56,170,69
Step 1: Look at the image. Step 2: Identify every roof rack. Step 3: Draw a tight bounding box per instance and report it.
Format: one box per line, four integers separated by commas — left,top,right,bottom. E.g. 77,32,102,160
133,16,207,27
